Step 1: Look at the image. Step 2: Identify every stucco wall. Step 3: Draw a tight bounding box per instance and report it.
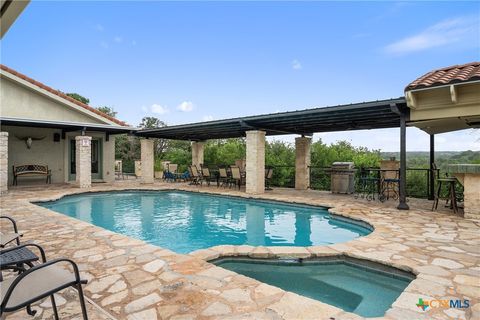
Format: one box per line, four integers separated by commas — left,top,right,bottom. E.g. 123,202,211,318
3,125,115,185
0,76,106,124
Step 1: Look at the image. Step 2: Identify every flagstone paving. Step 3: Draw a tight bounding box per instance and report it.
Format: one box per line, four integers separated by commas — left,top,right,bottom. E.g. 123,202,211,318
1,181,479,320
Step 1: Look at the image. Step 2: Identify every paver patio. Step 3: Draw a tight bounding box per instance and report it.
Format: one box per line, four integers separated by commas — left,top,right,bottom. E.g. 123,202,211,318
1,181,479,320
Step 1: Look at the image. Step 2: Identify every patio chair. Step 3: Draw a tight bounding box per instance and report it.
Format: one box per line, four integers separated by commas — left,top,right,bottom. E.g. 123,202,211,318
200,166,216,186
265,167,274,190
218,167,229,188
230,166,242,190
189,165,203,185
165,163,178,182
0,244,89,320
0,216,22,248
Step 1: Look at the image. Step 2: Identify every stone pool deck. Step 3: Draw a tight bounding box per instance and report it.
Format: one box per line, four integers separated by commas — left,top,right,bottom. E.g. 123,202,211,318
1,181,479,320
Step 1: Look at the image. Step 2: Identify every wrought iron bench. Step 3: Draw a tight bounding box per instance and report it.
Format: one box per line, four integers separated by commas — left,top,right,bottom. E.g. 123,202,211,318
12,165,51,185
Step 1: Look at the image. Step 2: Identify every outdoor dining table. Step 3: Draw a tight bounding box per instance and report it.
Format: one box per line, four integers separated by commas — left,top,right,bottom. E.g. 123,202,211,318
356,168,400,201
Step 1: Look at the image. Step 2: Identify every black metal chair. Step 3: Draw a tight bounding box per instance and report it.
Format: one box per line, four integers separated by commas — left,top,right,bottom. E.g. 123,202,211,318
0,216,22,248
0,244,89,320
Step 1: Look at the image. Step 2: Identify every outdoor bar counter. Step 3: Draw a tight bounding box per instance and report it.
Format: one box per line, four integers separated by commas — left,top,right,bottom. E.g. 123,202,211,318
448,164,480,220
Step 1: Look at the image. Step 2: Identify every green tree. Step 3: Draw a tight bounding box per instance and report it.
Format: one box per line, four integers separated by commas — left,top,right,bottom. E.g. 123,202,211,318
97,106,117,117
66,93,89,104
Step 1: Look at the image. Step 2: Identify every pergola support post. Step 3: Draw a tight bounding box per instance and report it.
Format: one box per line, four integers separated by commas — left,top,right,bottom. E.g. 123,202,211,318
429,134,435,200
75,135,92,188
295,136,311,190
191,141,205,167
0,132,8,195
141,139,154,184
397,112,409,210
246,130,265,194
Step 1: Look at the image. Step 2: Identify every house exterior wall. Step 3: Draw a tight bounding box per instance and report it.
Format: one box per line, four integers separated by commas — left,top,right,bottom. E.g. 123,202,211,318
0,75,109,124
2,125,115,185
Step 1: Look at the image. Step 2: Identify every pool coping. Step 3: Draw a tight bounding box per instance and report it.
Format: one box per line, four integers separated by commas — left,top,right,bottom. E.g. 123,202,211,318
3,182,479,320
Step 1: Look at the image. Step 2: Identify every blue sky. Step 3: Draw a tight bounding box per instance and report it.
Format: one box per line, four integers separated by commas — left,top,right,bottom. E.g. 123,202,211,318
2,1,479,151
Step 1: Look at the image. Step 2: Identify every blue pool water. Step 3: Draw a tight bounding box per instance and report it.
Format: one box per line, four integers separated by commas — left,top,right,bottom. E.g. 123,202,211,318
38,191,371,253
215,258,413,317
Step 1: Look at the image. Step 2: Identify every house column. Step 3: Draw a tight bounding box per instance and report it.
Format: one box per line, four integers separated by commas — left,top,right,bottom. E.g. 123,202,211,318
0,132,8,195
246,130,265,194
428,134,435,200
141,139,154,184
75,136,92,188
397,111,409,210
295,137,311,190
191,141,205,167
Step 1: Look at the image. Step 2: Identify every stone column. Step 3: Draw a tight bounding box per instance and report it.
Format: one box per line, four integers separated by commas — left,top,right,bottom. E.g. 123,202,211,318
141,139,154,184
295,137,311,190
75,136,92,188
246,130,265,194
0,132,8,195
191,141,205,167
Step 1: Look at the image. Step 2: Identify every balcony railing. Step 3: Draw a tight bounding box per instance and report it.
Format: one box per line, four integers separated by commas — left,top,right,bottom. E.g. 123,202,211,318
266,165,444,199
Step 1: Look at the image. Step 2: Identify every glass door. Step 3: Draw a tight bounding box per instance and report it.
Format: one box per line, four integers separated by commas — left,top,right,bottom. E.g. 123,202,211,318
69,138,103,180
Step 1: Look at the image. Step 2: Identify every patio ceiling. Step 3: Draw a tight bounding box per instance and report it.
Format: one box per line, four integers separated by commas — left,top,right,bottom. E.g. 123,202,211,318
136,97,408,141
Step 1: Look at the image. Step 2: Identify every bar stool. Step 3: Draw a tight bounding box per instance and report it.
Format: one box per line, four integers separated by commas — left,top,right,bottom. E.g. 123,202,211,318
432,170,459,214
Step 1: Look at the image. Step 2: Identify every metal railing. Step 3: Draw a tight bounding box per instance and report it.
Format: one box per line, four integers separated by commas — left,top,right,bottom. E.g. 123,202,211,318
266,165,440,199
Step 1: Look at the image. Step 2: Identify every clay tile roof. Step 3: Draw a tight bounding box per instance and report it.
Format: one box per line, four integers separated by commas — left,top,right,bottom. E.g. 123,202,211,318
0,64,128,126
405,62,480,91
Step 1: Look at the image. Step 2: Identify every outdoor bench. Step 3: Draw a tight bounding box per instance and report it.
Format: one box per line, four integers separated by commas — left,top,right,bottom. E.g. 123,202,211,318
12,165,51,185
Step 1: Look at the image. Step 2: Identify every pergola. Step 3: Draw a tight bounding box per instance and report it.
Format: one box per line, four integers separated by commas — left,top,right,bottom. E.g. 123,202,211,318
136,97,412,210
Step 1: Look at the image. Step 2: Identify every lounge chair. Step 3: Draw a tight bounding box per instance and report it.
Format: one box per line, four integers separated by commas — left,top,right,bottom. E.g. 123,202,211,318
230,166,242,189
200,166,216,186
265,167,274,190
0,244,89,320
165,163,179,182
218,167,229,187
0,216,22,248
189,165,203,185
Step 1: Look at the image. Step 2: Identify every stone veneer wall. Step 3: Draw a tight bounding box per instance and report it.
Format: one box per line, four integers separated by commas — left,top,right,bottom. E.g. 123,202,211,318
75,136,92,188
295,137,311,190
191,141,205,167
0,132,8,194
463,174,480,220
141,139,154,184
246,130,265,194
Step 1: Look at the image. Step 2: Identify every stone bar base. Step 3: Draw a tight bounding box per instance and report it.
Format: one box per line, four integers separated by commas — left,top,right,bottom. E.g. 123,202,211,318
191,141,205,167
75,136,92,188
458,173,480,220
141,139,154,184
295,137,311,190
246,130,265,194
0,132,8,195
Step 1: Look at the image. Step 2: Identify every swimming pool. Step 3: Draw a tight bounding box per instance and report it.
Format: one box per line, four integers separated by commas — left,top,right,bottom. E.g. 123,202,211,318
215,257,414,317
38,190,371,253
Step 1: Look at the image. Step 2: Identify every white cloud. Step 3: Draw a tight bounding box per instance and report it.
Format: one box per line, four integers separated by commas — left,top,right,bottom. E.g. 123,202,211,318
292,59,302,70
177,101,194,112
100,41,109,49
385,15,479,55
202,115,214,122
151,104,169,115
114,36,123,43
